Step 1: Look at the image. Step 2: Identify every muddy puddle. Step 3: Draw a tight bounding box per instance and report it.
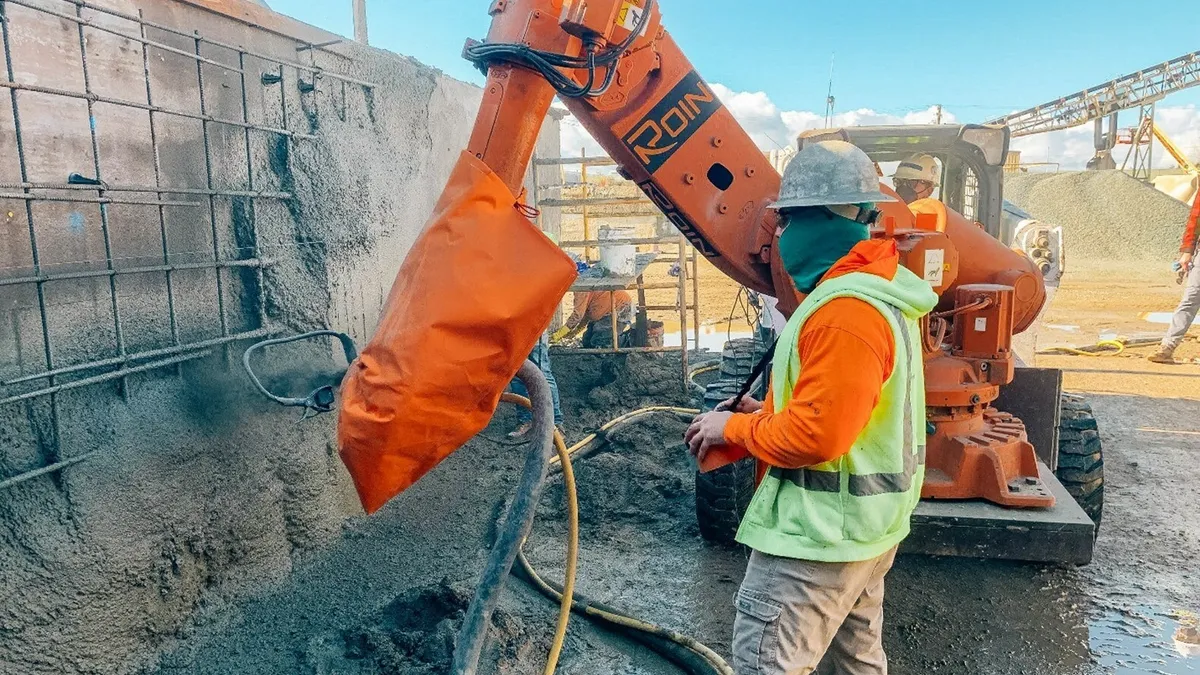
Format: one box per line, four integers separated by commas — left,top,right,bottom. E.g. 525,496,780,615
1089,605,1200,673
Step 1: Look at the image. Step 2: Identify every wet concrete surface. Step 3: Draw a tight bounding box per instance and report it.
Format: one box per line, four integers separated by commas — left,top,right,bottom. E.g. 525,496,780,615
143,356,1200,674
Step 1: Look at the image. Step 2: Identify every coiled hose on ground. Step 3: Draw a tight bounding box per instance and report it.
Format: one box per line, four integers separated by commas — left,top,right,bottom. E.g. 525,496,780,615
495,399,734,675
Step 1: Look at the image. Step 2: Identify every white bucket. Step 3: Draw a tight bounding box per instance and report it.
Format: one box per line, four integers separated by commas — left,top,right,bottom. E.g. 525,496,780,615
597,225,637,277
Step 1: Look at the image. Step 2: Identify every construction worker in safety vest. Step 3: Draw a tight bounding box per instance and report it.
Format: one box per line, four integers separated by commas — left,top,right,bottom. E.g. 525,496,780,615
892,153,939,204
685,140,938,675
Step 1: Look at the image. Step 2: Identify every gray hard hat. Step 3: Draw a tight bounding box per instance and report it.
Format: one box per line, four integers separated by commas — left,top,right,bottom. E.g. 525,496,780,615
770,140,895,210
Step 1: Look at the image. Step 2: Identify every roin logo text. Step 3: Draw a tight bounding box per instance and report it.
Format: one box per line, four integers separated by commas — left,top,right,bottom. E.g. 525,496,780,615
622,71,721,173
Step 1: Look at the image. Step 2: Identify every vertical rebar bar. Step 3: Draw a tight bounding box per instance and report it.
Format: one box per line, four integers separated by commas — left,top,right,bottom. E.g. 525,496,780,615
75,2,128,396
194,32,230,351
237,50,266,331
2,0,63,465
139,10,180,352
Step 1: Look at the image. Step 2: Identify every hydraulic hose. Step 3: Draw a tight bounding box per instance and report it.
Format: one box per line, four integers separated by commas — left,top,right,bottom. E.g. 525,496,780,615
515,550,733,675
688,362,720,397
1036,338,1127,357
543,423,579,674
462,388,726,674
452,362,559,675
523,406,734,675
550,406,701,469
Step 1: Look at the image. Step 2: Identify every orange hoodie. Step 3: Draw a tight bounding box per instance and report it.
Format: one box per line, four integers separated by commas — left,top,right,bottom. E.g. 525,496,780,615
722,239,899,469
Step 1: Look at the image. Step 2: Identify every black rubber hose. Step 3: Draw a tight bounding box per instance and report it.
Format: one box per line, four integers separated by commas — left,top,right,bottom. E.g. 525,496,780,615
512,553,729,675
451,361,557,675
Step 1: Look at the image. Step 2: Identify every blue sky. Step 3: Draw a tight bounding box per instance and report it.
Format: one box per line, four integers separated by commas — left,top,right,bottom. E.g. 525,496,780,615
269,1,1200,167
272,1,1199,115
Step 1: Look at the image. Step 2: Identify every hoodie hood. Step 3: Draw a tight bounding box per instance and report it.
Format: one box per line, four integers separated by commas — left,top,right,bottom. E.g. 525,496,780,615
818,239,939,319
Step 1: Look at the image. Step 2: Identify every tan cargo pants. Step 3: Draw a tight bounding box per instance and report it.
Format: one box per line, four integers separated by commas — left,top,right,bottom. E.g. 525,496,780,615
732,546,898,675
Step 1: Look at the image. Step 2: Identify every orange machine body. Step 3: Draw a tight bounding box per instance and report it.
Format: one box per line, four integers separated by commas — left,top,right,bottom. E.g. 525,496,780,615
909,199,1046,333
449,0,1053,509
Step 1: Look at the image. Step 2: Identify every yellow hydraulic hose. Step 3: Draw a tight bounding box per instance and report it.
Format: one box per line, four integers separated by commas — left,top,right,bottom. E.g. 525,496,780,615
498,399,729,673
516,548,735,675
550,406,702,468
543,428,577,675
537,405,731,675
1036,339,1126,357
688,362,720,395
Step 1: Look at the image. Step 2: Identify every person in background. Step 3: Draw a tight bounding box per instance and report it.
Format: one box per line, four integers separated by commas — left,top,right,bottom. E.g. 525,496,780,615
891,154,939,204
685,140,937,675
553,289,634,349
508,330,563,438
1149,191,1200,364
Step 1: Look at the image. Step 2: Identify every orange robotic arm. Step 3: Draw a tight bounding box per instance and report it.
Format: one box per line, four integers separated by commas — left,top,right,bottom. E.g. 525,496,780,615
463,0,1047,329
463,0,789,304
459,0,1055,511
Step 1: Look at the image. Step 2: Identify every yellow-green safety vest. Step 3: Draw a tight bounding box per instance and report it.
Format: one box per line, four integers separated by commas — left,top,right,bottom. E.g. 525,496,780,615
735,267,938,563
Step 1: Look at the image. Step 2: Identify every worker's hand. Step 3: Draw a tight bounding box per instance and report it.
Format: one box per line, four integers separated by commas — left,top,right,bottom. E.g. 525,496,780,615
1181,252,1194,270
715,396,762,414
684,411,734,463
550,326,571,343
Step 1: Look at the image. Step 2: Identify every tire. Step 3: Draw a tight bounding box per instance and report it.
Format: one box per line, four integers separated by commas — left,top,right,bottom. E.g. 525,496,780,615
1056,393,1104,529
695,338,768,545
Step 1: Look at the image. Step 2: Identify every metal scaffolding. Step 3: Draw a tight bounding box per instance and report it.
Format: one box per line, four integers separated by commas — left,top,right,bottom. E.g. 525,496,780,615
0,0,374,490
531,151,701,392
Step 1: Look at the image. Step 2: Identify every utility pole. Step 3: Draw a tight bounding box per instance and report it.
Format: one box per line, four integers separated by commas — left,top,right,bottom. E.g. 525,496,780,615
824,53,835,128
352,0,368,45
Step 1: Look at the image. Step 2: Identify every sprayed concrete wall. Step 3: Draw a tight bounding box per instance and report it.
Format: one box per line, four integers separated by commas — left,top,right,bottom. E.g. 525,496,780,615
0,1,560,673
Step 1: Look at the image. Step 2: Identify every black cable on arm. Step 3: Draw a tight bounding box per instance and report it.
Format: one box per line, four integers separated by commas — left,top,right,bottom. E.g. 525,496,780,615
464,0,656,99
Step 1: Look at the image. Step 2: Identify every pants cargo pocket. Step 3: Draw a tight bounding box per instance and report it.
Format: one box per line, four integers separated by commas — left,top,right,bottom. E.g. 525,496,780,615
733,590,783,673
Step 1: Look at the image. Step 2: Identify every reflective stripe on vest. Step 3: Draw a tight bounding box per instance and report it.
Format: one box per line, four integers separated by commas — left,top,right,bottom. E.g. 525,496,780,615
767,306,924,496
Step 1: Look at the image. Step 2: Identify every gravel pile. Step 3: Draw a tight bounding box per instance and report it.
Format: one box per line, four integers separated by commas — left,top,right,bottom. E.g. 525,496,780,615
1005,171,1190,263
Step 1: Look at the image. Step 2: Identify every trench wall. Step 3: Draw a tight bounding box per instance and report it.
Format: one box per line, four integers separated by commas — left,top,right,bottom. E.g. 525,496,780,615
0,1,560,673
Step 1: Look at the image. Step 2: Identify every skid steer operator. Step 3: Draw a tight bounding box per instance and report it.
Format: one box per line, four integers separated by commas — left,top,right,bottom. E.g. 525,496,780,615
891,153,939,204
685,141,938,674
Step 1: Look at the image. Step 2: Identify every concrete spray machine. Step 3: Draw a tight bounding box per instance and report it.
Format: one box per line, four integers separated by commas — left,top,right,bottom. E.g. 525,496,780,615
243,0,1101,671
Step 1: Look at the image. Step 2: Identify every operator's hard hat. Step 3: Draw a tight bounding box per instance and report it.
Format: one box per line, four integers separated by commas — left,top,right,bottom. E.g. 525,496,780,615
893,154,940,185
770,140,895,210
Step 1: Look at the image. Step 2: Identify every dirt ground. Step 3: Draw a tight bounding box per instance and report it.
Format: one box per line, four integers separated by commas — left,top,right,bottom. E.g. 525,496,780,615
1029,259,1200,400
134,238,1200,675
140,342,1200,674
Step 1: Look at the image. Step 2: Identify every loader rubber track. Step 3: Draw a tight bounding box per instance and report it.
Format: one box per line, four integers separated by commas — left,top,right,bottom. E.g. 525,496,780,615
1057,393,1104,528
695,338,767,545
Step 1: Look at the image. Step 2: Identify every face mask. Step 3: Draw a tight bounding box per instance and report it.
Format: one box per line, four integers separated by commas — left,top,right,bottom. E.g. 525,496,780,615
895,181,919,203
777,207,870,295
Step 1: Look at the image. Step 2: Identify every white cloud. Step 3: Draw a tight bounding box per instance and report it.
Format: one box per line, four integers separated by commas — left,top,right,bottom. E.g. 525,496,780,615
559,114,607,159
557,85,1199,172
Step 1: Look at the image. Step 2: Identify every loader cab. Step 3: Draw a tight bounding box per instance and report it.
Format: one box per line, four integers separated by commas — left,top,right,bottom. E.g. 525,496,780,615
796,124,1011,241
